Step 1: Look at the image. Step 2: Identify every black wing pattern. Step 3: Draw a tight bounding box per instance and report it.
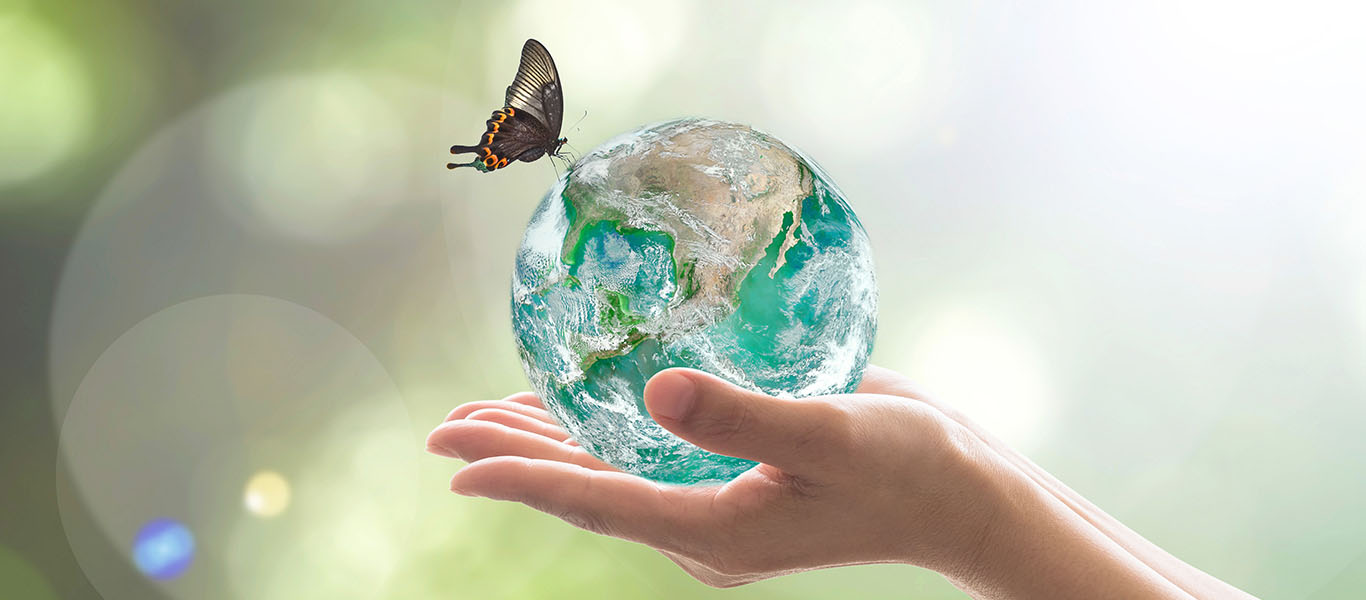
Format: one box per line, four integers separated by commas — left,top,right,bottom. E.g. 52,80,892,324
488,109,553,162
504,39,563,136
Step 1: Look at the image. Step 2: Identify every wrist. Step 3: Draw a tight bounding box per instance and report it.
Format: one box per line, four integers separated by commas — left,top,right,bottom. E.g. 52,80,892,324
940,448,1193,599
888,414,1013,575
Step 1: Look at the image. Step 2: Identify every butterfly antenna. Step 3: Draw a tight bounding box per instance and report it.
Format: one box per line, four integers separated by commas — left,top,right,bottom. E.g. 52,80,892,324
569,109,588,133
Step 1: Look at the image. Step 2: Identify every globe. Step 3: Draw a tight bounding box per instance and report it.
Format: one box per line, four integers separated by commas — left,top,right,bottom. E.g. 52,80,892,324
511,119,877,484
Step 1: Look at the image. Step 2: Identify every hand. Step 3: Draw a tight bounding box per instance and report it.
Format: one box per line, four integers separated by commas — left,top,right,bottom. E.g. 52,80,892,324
427,367,1245,598
426,367,997,587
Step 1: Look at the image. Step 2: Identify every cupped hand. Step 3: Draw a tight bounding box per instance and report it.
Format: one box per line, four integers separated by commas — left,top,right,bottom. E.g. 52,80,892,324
425,366,1001,587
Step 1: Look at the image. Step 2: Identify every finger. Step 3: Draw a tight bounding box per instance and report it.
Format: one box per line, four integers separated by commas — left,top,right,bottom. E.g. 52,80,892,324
427,420,613,471
855,366,985,435
465,408,572,443
446,395,554,423
643,369,847,473
855,364,927,397
452,456,710,552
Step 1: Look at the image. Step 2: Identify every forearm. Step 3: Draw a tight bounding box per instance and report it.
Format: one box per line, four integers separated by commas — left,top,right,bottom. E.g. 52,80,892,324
945,449,1197,600
864,368,1254,598
985,443,1257,599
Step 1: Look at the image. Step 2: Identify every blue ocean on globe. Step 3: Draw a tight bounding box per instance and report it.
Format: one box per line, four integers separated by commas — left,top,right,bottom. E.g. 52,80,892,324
511,119,878,484
132,517,195,580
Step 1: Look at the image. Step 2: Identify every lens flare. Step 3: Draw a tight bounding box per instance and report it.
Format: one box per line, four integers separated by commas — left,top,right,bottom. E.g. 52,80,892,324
56,295,418,599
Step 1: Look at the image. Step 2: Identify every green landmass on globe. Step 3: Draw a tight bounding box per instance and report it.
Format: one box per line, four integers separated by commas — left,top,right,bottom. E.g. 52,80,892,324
512,119,878,484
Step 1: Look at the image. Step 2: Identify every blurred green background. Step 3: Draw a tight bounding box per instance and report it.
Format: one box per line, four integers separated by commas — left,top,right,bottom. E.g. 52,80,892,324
3,0,1365,598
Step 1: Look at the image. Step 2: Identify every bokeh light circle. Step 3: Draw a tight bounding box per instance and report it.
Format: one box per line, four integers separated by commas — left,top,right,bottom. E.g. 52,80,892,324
243,470,291,518
205,74,412,243
0,13,93,186
132,518,196,580
56,294,419,599
48,72,448,422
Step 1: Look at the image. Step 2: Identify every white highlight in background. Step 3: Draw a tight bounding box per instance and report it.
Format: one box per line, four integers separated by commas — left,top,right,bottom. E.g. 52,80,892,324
759,1,931,152
906,310,1054,450
497,0,688,111
1338,157,1366,338
0,14,93,187
207,74,411,243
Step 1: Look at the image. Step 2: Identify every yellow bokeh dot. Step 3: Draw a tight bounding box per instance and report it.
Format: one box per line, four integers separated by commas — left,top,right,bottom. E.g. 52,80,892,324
243,470,291,518
0,13,92,186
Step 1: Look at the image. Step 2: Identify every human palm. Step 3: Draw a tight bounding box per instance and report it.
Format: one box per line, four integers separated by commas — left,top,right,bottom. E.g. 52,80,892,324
428,366,1254,599
428,367,994,587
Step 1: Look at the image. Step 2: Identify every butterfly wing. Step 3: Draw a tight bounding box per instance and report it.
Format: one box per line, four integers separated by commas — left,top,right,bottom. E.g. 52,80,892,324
449,39,564,172
504,39,563,138
490,110,554,163
449,108,554,171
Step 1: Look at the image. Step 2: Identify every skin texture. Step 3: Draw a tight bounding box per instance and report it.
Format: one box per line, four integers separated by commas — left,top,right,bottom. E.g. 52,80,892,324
426,366,1257,599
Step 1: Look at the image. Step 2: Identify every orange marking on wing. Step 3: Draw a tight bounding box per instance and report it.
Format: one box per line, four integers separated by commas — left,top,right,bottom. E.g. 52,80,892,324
506,107,516,116
497,158,509,169
484,156,496,167
485,133,495,144
496,114,506,123
491,123,500,133
482,147,492,157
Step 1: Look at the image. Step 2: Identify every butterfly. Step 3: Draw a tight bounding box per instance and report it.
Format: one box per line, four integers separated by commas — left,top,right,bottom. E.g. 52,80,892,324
448,39,567,172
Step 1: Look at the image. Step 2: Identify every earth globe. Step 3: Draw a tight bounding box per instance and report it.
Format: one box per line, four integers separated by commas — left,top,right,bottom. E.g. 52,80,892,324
511,119,877,484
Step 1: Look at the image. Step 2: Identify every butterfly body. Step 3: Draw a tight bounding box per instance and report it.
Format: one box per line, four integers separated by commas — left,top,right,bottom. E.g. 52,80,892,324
449,40,566,173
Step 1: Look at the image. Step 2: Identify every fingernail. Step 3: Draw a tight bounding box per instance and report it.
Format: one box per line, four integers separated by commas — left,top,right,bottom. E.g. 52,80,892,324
650,371,696,421
450,480,474,496
426,440,457,458
425,426,458,458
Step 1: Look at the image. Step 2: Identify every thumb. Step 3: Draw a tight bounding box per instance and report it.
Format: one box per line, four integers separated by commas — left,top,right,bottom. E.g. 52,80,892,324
643,368,845,473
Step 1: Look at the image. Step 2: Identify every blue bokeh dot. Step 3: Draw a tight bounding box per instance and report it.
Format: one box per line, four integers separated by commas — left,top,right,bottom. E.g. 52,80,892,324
132,518,195,580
